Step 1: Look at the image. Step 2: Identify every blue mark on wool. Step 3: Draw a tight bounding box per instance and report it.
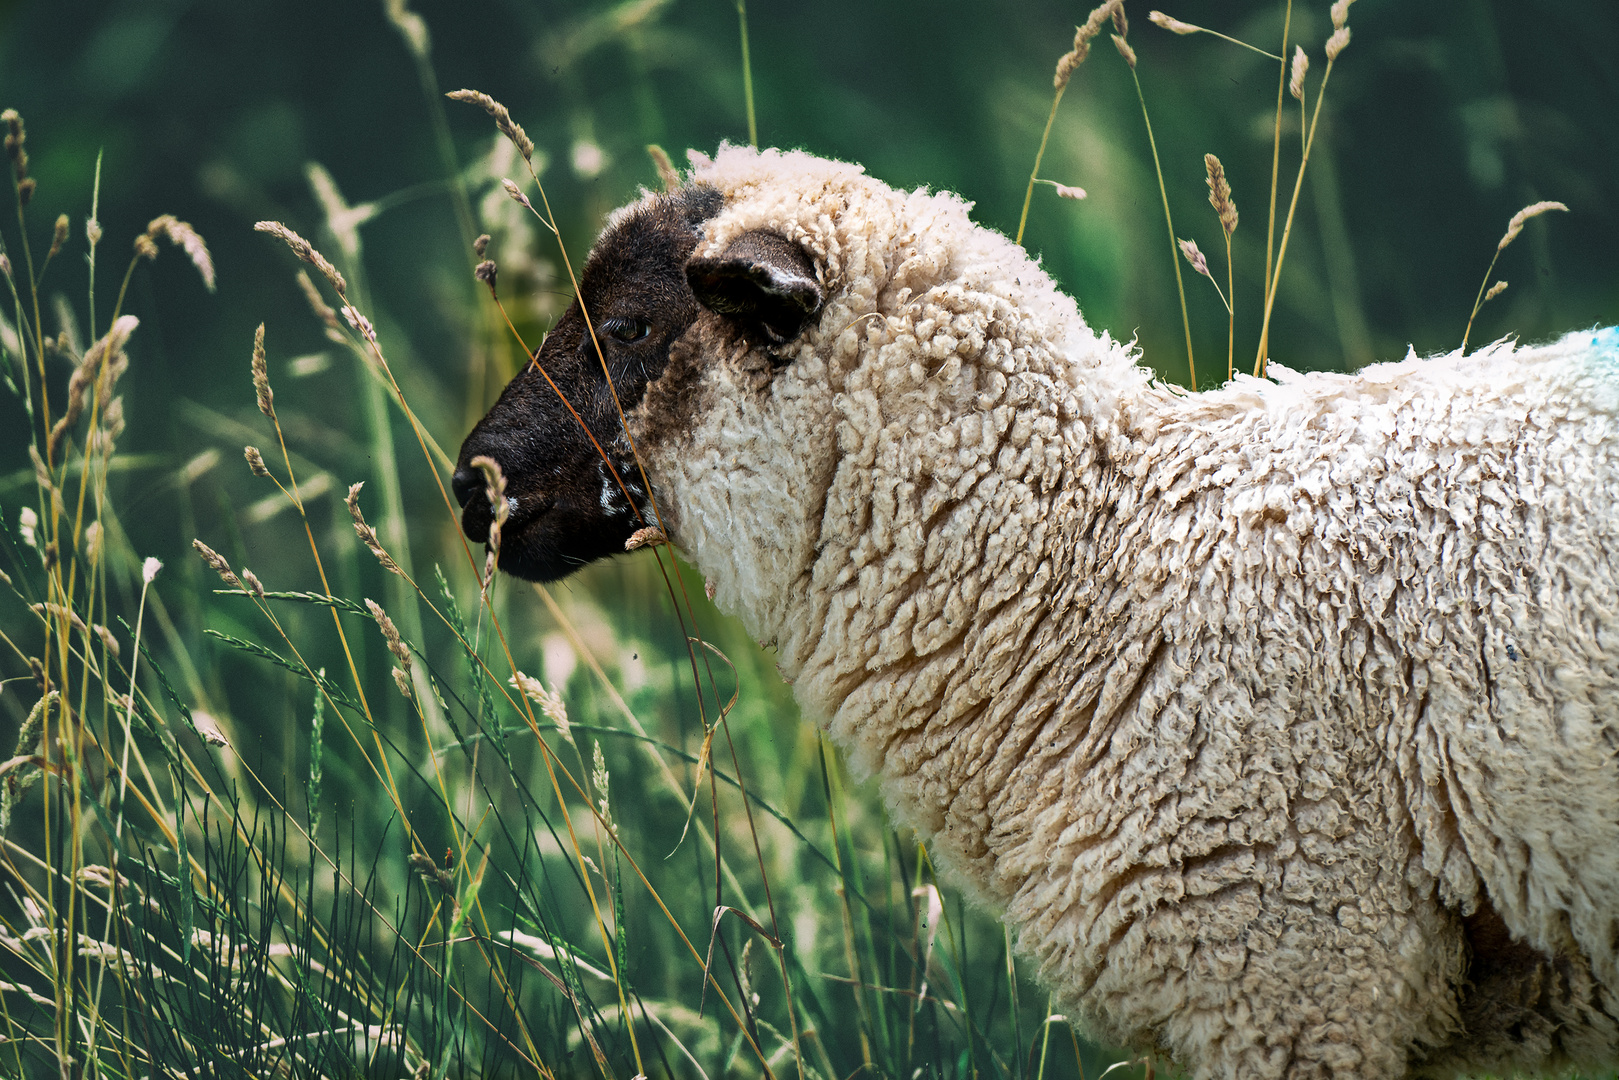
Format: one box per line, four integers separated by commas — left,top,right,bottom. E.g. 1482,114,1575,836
1585,327,1619,377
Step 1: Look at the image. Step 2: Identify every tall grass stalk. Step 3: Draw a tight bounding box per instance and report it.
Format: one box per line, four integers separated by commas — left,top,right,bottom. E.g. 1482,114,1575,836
1254,31,1347,377
1124,62,1196,391
736,0,759,148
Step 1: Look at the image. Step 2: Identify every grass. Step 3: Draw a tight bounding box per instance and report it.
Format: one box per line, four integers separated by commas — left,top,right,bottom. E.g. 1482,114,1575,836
0,1,1601,1077
0,95,1104,1080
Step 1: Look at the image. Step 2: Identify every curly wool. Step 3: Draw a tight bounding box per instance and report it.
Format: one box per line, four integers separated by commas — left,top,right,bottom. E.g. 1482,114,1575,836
633,146,1619,1079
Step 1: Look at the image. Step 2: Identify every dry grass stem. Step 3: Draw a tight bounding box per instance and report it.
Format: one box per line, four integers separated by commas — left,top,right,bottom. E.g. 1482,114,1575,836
1463,200,1568,352
146,214,217,291
446,89,534,163
253,221,348,295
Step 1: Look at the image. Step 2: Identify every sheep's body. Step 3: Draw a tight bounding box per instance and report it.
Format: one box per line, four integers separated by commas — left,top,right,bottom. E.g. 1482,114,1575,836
460,146,1619,1079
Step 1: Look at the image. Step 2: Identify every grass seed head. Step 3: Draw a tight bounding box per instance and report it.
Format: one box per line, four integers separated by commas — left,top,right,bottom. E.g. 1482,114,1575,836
1485,280,1508,301
1113,33,1137,69
624,526,666,550
1290,46,1309,100
365,598,412,671
1205,154,1237,236
241,568,265,599
474,259,497,290
473,233,491,258
146,215,217,291
249,323,275,419
85,216,101,247
1054,1,1121,88
446,89,534,163
1148,11,1200,34
500,177,532,209
1178,237,1211,278
1330,0,1355,29
192,539,243,591
1498,200,1568,251
244,446,270,477
133,234,159,261
141,556,162,584
1325,26,1351,61
345,482,403,576
253,221,347,295
48,214,68,259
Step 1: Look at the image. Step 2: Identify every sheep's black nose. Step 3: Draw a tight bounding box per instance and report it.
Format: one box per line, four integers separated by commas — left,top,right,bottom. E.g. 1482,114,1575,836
451,466,482,509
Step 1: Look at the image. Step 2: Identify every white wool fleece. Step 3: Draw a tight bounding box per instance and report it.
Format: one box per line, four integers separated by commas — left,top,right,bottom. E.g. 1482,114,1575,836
630,145,1619,1080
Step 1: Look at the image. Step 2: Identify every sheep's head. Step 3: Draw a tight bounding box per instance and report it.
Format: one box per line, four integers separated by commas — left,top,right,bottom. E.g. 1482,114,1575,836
453,175,828,584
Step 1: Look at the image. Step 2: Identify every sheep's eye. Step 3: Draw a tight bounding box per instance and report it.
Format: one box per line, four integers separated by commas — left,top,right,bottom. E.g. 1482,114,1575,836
603,318,652,343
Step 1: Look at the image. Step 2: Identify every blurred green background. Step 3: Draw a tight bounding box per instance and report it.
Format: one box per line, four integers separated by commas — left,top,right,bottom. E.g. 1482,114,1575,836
2,0,1615,552
0,0,1616,1075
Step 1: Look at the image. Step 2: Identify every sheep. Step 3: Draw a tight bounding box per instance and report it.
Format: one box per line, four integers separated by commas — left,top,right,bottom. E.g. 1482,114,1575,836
453,145,1619,1080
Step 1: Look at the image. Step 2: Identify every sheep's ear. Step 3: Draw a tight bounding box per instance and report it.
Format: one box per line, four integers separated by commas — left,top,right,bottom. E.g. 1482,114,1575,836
687,230,823,345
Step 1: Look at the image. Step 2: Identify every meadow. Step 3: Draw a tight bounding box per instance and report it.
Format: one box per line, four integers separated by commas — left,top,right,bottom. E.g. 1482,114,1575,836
0,0,1615,1076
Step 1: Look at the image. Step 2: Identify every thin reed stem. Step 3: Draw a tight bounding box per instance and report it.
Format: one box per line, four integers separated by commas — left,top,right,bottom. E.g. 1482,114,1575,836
1261,0,1292,373
1017,86,1067,248
1255,54,1338,377
1225,233,1235,381
1461,249,1504,355
737,0,758,147
1129,66,1196,390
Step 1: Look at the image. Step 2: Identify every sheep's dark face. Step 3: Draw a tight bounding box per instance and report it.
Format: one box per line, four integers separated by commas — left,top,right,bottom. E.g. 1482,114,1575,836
453,185,823,582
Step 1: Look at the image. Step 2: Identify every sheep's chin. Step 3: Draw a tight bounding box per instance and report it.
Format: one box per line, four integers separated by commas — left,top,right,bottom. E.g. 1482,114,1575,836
474,509,639,585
